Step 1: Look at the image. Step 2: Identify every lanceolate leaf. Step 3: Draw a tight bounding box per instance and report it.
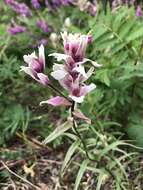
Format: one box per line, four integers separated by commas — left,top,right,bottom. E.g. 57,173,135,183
61,140,80,175
99,141,126,159
96,170,107,190
43,122,72,144
74,159,89,190
126,27,143,42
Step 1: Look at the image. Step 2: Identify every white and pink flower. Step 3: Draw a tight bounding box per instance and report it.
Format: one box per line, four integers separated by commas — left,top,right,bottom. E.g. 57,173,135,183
46,32,98,104
21,32,100,106
21,44,49,86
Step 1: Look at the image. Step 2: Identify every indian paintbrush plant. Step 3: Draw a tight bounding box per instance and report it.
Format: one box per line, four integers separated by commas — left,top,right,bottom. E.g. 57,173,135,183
20,32,122,176
2,3,143,189
20,31,126,188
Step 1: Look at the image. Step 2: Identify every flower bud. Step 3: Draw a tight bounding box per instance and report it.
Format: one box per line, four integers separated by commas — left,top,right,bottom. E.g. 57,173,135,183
64,17,71,28
50,33,58,48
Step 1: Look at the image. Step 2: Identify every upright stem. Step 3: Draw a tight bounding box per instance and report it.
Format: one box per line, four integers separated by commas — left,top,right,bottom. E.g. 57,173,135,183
48,83,71,102
71,101,94,161
70,101,116,181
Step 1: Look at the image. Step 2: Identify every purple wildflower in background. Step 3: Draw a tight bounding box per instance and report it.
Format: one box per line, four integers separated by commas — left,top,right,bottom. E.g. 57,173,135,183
88,3,97,16
52,0,62,6
52,0,64,9
55,0,72,6
31,0,41,9
5,0,15,4
62,0,72,5
45,0,50,7
7,24,26,35
136,6,142,17
5,0,32,16
45,0,72,10
37,20,50,33
13,2,32,16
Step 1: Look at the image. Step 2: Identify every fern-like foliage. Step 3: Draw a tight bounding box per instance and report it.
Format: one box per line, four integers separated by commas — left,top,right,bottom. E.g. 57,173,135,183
87,9,138,108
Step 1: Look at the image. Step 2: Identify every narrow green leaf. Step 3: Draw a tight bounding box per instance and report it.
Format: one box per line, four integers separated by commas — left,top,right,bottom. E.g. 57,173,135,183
74,159,89,190
126,27,143,42
61,140,80,175
93,27,108,41
43,122,72,144
96,170,106,190
99,141,125,158
119,20,135,39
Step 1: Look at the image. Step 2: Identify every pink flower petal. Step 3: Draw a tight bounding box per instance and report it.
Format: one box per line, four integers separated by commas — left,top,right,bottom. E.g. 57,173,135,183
80,83,96,96
20,66,37,80
40,96,72,106
37,73,49,86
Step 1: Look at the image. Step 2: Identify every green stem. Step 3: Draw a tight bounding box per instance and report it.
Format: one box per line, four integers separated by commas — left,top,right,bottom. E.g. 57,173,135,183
48,83,71,102
71,101,117,182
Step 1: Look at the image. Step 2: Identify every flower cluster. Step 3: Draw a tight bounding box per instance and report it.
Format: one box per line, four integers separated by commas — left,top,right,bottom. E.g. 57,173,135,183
49,32,100,103
37,19,50,33
45,0,73,9
31,0,41,9
5,0,32,16
21,32,101,106
136,6,142,17
7,24,26,35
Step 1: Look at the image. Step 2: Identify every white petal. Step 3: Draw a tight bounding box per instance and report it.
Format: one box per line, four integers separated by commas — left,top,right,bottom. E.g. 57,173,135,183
80,83,96,96
38,44,45,68
91,61,102,67
86,67,94,78
69,95,84,103
20,66,36,79
85,59,102,67
23,52,37,65
53,63,65,71
76,35,87,56
87,83,96,92
82,66,94,82
79,58,101,67
51,70,67,80
73,65,87,78
61,31,68,42
49,53,71,62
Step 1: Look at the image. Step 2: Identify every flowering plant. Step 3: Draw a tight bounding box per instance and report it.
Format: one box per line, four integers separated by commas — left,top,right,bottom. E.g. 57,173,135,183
2,3,143,189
